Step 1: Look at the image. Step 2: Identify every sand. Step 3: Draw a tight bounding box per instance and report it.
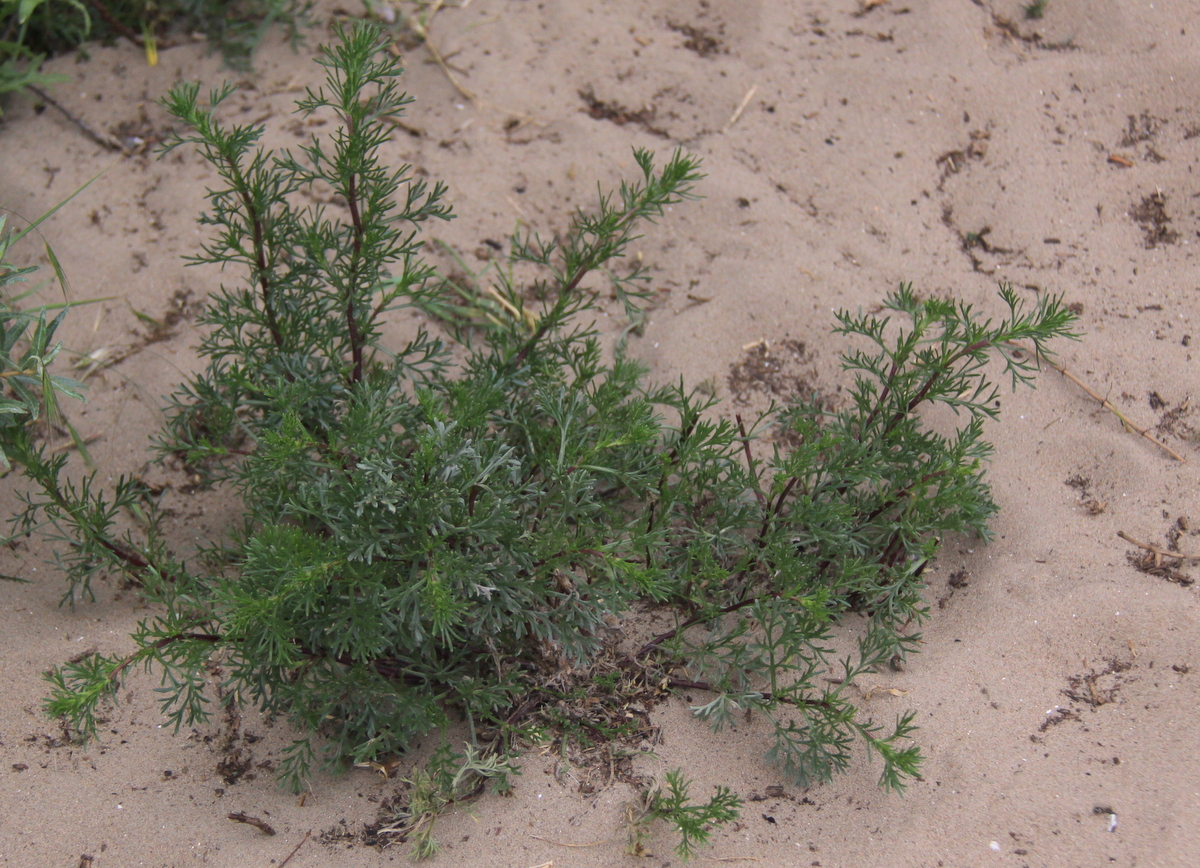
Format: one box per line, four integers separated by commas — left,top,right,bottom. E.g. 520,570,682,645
2,1,1198,866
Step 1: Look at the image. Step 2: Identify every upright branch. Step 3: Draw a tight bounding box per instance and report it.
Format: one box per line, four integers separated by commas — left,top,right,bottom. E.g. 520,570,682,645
505,149,701,372
342,143,367,382
161,81,292,354
234,164,287,351
289,21,454,385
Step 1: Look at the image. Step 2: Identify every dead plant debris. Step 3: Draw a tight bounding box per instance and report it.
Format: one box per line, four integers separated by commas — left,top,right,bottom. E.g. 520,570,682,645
987,12,1077,50
227,811,276,835
1120,522,1197,586
1064,659,1132,709
1035,707,1080,734
1065,475,1108,515
726,338,821,407
578,87,668,138
668,21,725,58
936,129,989,185
1118,112,1166,147
1129,192,1180,248
321,642,669,851
1032,656,1135,742
937,568,971,609
1154,397,1199,446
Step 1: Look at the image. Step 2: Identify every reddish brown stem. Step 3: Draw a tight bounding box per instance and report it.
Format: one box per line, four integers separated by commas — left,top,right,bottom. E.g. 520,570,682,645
880,338,990,439
736,414,766,506
227,155,285,351
508,257,594,370
97,537,150,571
636,595,762,659
772,476,799,516
857,359,899,442
108,631,222,682
277,831,311,868
860,469,946,526
344,157,366,384
665,676,835,710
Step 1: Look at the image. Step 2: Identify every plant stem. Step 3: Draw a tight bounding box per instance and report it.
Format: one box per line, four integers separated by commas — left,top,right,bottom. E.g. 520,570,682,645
25,85,122,152
736,414,766,506
227,155,286,352
856,359,899,441
664,676,835,711
107,631,222,683
342,115,367,384
635,595,762,659
508,256,595,370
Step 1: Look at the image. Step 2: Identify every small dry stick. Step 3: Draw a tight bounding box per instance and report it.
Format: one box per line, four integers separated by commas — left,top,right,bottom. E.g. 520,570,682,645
277,830,311,868
50,434,103,455
530,835,610,848
420,37,477,102
398,3,477,103
1117,530,1200,563
1006,343,1187,463
388,2,534,125
26,86,122,152
722,85,757,133
227,811,275,835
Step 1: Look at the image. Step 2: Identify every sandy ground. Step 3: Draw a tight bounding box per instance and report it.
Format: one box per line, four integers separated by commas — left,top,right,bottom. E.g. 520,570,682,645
2,1,1199,866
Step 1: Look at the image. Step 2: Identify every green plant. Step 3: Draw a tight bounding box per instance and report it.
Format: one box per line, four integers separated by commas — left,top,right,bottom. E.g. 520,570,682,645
0,0,68,116
627,768,741,860
0,218,77,467
374,743,518,859
1,170,109,469
2,172,171,601
1023,0,1048,20
1,0,91,59
1,0,310,112
25,21,1078,844
146,0,312,69
638,281,1077,790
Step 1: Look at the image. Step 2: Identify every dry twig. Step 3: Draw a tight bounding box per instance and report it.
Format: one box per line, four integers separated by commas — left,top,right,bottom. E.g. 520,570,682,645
530,834,611,848
226,811,275,835
395,1,477,102
27,86,123,152
386,0,536,129
722,85,757,132
277,830,311,868
1007,342,1187,462
1117,530,1200,563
